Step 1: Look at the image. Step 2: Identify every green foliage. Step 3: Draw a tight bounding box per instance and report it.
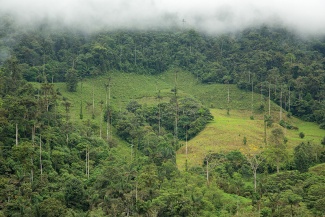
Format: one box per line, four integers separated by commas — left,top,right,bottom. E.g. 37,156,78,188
265,128,289,173
110,97,212,143
264,115,273,127
299,131,305,139
39,198,67,217
0,21,325,216
65,68,78,92
279,119,298,130
243,136,247,145
64,178,89,210
294,142,314,172
2,23,324,127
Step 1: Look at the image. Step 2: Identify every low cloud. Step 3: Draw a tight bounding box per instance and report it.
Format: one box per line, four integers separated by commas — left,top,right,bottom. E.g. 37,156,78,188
1,0,325,35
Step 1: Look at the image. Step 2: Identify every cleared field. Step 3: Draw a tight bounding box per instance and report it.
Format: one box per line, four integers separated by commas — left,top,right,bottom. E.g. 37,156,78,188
176,108,325,170
32,70,324,171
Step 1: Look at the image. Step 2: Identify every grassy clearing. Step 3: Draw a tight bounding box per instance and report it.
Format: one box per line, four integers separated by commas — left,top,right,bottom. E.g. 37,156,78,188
32,70,324,170
176,108,325,170
49,70,278,123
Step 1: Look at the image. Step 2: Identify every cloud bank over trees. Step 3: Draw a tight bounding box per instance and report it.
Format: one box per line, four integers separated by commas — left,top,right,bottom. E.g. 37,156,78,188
1,0,325,35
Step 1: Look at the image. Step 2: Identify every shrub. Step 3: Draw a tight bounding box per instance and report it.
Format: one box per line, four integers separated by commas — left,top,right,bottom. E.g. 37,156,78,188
299,132,305,139
279,120,298,130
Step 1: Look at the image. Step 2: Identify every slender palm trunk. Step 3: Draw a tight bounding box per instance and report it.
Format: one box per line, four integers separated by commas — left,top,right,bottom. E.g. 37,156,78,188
15,123,18,146
40,135,42,180
280,87,282,121
254,168,257,192
206,159,209,185
269,83,271,116
251,80,254,116
92,86,95,118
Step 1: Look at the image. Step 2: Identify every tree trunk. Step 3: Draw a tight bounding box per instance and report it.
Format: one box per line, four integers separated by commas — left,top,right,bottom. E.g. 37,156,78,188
254,168,257,192
86,146,90,179
85,147,87,176
92,86,95,119
174,71,178,143
206,159,209,185
158,104,161,136
108,84,111,106
31,157,33,184
40,135,42,180
15,123,18,146
227,85,230,104
134,46,136,65
158,94,161,136
99,105,103,138
251,80,254,116
269,83,271,116
185,129,188,158
106,111,109,142
264,117,267,145
280,87,282,121
32,124,35,144
288,86,291,112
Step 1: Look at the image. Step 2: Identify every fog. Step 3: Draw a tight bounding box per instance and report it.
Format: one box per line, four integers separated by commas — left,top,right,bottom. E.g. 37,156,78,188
1,0,325,35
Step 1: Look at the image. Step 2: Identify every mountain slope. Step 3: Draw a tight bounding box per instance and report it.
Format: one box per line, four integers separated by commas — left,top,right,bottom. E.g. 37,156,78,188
51,70,325,170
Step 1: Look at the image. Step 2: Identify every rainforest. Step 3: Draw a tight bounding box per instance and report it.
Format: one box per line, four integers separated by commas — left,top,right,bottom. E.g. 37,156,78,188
0,10,325,217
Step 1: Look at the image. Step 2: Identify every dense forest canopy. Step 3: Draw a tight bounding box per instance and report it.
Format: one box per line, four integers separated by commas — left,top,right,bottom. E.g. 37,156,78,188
1,18,324,128
1,15,325,216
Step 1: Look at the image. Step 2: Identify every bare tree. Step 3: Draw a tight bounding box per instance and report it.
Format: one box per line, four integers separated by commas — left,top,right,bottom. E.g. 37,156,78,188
204,151,219,186
246,153,264,193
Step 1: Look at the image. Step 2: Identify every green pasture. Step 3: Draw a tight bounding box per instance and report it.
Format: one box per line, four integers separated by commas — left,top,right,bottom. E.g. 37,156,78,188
33,70,324,171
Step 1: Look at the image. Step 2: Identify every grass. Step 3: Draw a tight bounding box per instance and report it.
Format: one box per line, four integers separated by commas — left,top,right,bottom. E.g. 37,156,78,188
33,70,324,170
176,108,325,170
48,70,279,122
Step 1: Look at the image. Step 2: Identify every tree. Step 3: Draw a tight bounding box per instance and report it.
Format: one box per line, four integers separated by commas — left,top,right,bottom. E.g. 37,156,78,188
299,132,305,139
12,141,35,182
265,128,288,173
241,144,264,193
1,56,24,95
203,152,222,186
65,68,78,92
64,178,88,210
39,198,67,217
294,142,314,172
280,190,302,217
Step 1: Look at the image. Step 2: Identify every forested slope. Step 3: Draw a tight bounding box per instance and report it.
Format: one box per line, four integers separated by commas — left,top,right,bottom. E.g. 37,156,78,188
1,18,324,128
1,18,325,216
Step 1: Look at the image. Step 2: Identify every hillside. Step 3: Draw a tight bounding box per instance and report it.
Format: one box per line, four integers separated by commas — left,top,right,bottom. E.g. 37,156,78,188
50,70,281,122
2,24,324,130
1,25,325,216
177,108,325,170
52,70,325,169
